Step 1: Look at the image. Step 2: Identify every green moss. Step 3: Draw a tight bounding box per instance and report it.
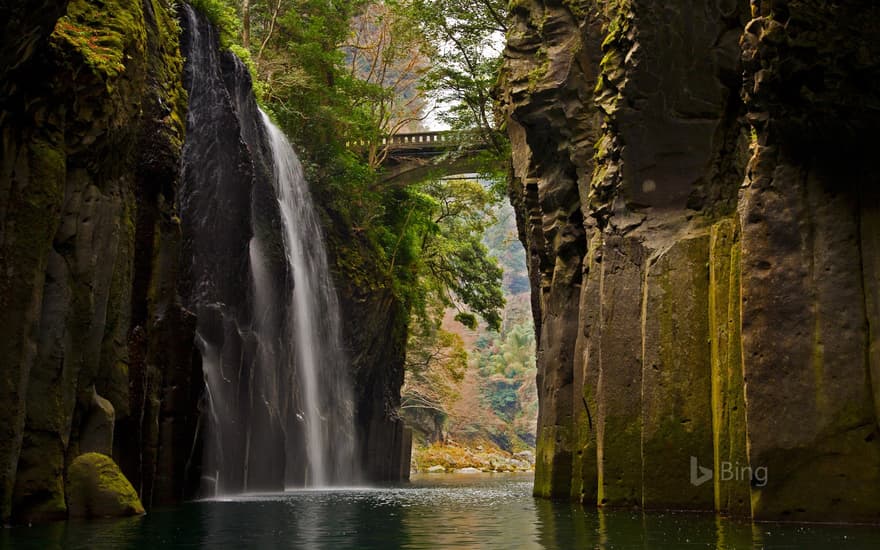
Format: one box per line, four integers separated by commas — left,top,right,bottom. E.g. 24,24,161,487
66,453,144,518
640,237,715,510
533,429,556,497
597,414,642,507
592,1,632,100
51,0,146,80
18,138,66,251
709,219,750,516
526,47,549,93
533,424,574,498
562,0,591,20
143,0,187,151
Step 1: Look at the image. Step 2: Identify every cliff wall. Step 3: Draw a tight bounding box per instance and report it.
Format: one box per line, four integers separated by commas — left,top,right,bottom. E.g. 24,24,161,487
0,0,196,522
0,0,411,522
500,0,880,522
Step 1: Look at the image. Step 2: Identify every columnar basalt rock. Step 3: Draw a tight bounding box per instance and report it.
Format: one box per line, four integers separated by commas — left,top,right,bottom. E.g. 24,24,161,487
501,0,880,522
1,1,413,522
0,0,194,523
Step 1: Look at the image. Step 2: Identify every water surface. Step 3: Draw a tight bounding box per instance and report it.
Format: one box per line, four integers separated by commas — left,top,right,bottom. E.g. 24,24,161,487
3,473,878,549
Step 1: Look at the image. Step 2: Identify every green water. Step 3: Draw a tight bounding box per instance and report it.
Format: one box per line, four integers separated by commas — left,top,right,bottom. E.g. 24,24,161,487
3,474,878,549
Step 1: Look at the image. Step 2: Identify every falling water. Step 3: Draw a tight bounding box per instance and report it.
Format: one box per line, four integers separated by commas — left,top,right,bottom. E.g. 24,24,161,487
258,110,356,487
179,4,356,495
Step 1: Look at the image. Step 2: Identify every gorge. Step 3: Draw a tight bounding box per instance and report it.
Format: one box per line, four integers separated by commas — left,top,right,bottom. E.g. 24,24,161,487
1,0,879,543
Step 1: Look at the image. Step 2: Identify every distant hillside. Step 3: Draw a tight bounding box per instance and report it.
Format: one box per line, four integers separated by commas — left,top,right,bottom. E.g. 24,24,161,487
403,201,537,452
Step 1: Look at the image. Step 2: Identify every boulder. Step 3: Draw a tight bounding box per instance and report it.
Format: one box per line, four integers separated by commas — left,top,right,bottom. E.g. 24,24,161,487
66,453,144,518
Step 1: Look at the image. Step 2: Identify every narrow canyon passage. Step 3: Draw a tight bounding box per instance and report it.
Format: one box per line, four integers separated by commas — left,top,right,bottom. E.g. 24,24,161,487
0,0,878,547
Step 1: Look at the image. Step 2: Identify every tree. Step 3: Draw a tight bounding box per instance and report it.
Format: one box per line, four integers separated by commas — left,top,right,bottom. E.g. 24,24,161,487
390,176,504,331
344,2,433,167
400,314,467,442
410,0,508,154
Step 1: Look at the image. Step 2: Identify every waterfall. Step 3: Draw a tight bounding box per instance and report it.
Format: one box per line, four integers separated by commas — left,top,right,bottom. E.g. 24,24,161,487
258,110,357,487
179,4,356,495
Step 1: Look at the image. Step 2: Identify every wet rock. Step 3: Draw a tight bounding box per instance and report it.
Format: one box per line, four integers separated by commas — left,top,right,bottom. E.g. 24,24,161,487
78,388,115,456
0,0,192,522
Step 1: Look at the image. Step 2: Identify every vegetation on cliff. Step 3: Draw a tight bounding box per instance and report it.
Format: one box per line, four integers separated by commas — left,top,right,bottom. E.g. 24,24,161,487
194,0,510,341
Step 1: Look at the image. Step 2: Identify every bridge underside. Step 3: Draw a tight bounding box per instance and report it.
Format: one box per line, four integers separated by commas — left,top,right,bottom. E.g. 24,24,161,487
380,153,502,184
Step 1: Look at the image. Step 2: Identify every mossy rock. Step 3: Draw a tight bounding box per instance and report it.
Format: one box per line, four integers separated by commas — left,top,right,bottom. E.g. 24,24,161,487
66,453,144,518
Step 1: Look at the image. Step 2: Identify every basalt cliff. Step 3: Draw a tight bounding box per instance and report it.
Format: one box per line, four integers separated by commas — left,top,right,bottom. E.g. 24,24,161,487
500,0,880,522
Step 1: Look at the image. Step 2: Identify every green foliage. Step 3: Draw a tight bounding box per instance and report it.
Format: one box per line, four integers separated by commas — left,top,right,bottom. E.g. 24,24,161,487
258,0,367,145
476,320,537,431
486,378,519,419
188,0,241,48
455,312,478,329
409,0,509,155
396,177,504,330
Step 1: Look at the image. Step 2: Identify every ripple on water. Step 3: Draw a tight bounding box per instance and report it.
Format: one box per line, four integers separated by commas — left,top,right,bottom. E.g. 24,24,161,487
2,474,879,550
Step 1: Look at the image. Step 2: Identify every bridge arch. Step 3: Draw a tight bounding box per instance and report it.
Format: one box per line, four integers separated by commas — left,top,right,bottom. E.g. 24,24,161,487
364,131,504,184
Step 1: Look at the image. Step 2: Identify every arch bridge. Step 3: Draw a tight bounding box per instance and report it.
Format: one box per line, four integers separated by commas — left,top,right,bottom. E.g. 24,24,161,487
367,130,502,184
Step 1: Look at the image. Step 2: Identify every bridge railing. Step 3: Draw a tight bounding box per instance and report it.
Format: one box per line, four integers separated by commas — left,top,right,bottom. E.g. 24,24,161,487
348,131,463,150
384,131,456,147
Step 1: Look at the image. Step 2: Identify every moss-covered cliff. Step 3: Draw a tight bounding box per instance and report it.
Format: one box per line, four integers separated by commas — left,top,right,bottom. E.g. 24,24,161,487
1,0,414,523
500,0,880,523
0,0,197,523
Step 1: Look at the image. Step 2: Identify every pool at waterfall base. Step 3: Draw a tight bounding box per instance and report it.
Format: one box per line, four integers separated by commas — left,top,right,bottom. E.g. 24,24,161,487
3,473,879,549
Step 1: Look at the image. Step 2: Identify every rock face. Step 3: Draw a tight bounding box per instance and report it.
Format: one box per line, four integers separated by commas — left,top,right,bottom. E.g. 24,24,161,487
500,0,880,523
66,453,144,518
177,4,295,494
337,276,412,482
0,0,196,523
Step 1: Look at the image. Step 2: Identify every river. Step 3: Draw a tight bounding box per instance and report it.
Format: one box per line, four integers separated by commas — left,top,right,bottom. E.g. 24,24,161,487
3,474,878,549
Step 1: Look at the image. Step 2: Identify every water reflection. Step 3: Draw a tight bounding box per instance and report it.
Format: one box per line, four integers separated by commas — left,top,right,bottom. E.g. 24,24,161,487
2,474,879,549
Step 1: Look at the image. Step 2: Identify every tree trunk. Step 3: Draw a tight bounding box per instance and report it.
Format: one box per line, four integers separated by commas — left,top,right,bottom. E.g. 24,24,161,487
241,0,250,49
